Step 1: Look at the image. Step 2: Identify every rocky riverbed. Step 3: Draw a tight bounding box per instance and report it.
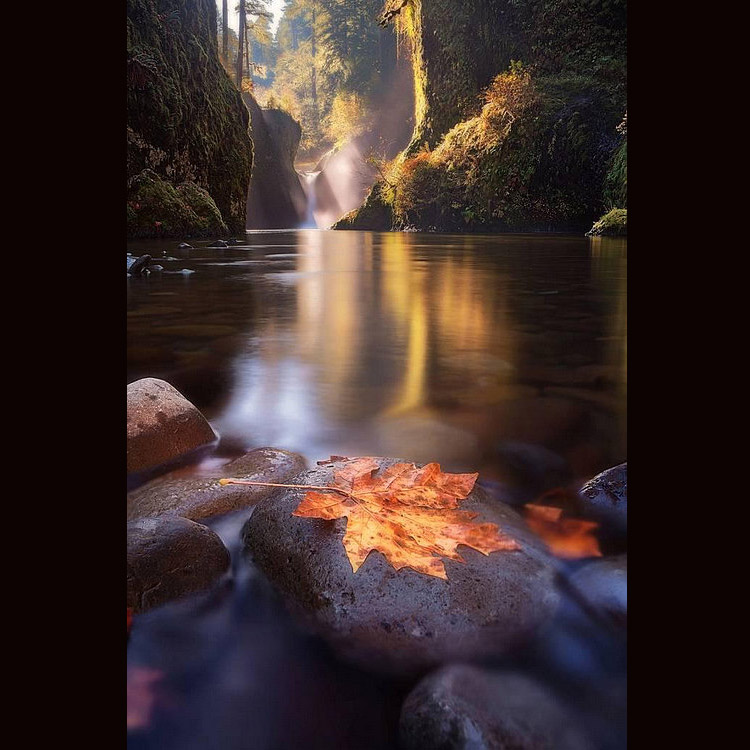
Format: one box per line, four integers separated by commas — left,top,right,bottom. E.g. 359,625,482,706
127,377,627,748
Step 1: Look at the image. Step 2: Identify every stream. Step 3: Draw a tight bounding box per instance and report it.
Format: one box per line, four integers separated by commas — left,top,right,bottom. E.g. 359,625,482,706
127,229,627,749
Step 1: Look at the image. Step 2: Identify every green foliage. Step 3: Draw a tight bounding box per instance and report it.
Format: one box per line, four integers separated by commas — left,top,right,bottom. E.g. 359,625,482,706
603,134,627,209
263,0,399,156
340,0,627,231
587,208,627,236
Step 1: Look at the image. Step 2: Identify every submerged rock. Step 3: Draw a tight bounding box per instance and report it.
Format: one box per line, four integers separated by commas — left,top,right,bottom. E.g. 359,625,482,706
127,254,152,275
127,515,230,614
207,239,228,248
569,555,627,626
400,665,594,750
127,378,217,475
127,447,307,522
578,462,627,535
243,457,560,677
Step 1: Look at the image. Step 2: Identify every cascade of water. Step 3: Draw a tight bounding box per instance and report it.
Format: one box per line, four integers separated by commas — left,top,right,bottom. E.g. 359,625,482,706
298,171,320,228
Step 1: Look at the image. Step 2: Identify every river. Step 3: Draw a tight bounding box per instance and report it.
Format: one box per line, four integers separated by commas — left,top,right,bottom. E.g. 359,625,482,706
127,229,627,749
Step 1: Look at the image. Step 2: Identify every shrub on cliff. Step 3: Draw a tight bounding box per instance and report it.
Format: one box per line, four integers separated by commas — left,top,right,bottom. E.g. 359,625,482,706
387,65,621,231
587,208,627,236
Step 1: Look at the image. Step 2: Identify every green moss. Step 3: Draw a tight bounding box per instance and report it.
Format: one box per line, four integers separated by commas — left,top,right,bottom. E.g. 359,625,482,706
332,181,393,230
127,0,253,237
587,208,627,236
127,169,228,237
341,0,626,232
603,139,627,209
387,68,622,232
176,182,227,231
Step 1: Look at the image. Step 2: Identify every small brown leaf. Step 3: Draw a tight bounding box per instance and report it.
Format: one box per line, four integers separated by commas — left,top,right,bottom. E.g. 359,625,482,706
524,503,602,559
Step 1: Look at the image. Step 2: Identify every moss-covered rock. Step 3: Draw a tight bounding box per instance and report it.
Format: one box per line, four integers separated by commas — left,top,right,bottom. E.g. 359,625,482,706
127,0,253,237
587,208,627,236
332,181,393,231
127,169,228,237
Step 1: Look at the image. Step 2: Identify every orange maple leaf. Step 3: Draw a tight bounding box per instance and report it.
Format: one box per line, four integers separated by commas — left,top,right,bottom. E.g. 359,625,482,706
524,503,602,559
229,456,517,580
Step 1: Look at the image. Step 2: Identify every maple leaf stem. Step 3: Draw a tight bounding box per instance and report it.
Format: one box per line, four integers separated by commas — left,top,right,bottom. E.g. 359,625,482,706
219,478,354,498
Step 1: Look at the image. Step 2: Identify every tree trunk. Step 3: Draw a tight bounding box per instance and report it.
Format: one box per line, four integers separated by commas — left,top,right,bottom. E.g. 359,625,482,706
311,5,318,133
222,0,228,63
235,0,246,87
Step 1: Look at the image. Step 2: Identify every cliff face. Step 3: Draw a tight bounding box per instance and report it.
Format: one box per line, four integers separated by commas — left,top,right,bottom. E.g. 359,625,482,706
243,95,307,229
337,0,626,232
127,0,253,237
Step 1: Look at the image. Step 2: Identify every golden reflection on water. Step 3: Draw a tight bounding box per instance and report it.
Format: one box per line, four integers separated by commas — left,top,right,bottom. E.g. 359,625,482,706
128,231,627,479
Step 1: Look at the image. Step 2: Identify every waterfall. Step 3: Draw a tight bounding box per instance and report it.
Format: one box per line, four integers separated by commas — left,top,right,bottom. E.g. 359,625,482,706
298,171,320,228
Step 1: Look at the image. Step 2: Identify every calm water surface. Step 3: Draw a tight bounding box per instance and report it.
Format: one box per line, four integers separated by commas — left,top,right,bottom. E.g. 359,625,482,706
127,230,627,750
128,230,626,489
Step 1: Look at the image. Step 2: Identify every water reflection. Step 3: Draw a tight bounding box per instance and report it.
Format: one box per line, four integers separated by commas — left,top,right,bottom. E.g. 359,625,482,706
127,230,626,492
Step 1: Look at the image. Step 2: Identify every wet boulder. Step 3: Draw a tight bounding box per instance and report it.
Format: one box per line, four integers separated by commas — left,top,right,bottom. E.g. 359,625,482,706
569,555,627,626
178,242,193,249
400,665,594,750
127,378,217,475
578,462,627,535
127,447,307,522
243,457,560,677
127,254,152,275
127,516,230,614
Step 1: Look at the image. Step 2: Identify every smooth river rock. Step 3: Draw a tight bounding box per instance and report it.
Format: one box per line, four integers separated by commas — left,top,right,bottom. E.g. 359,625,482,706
569,554,627,626
578,462,627,535
243,457,560,677
127,378,217,474
127,447,307,522
127,516,230,614
127,254,152,275
400,665,594,750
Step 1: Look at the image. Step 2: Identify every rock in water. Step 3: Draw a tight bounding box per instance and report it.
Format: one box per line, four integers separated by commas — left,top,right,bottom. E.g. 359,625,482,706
569,555,627,626
127,447,307,522
127,516,230,614
243,457,560,677
127,254,151,275
178,242,193,249
400,665,594,750
127,378,217,474
578,462,627,535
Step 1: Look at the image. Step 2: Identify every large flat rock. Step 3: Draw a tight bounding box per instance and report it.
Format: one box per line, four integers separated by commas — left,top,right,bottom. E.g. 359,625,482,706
243,457,560,677
127,378,217,474
127,447,307,522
